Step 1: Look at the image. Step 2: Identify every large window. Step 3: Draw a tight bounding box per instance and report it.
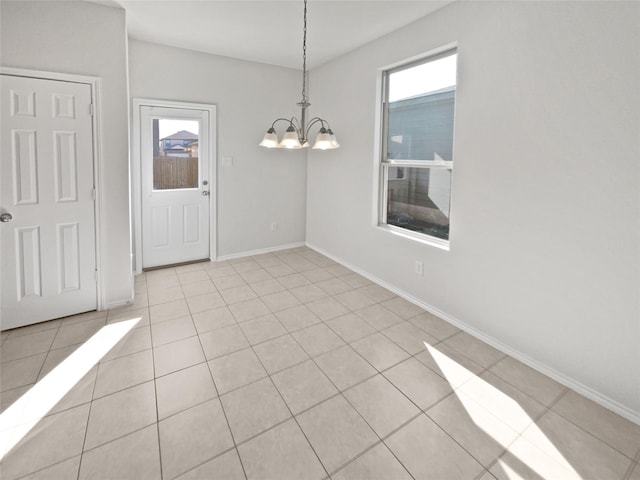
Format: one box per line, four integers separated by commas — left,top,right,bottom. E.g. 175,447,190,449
379,49,457,246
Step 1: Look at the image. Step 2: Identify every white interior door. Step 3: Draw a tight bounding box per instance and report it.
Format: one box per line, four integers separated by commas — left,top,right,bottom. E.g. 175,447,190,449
141,106,211,269
1,74,97,330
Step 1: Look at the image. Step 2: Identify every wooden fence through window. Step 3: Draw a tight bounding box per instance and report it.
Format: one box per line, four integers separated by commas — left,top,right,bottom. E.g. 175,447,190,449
153,156,198,190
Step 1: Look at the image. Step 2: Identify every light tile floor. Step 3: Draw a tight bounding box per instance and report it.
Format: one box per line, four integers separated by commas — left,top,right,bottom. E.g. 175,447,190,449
1,247,639,479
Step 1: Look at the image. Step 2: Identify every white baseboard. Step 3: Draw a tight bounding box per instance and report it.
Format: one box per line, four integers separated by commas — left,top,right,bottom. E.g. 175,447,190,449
306,242,640,426
216,242,307,262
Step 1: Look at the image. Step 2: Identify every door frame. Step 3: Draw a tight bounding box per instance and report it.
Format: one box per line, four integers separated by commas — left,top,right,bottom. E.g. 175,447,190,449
0,66,105,310
132,98,217,275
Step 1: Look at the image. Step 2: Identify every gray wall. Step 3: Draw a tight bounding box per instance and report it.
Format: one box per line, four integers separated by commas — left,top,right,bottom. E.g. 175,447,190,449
1,1,133,308
306,1,640,419
128,40,307,258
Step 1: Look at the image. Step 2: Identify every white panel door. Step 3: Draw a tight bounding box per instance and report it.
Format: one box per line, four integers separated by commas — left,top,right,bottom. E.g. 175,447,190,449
141,106,210,268
0,75,97,330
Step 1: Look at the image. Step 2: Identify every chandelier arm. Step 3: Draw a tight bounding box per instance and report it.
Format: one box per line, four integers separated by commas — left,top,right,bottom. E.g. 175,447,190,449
269,117,296,130
304,117,327,139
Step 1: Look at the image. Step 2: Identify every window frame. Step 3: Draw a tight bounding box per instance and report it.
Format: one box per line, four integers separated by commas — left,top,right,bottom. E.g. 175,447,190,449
375,46,457,250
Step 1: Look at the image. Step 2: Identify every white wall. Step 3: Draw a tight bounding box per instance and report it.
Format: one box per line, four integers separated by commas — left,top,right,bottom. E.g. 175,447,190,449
1,1,133,308
128,40,307,258
307,1,640,419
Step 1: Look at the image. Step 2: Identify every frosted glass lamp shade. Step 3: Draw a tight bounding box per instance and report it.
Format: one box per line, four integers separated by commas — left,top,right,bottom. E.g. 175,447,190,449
259,129,279,148
279,126,302,149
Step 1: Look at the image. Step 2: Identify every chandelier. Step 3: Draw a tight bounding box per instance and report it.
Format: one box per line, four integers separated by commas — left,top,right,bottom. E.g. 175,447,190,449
259,0,339,150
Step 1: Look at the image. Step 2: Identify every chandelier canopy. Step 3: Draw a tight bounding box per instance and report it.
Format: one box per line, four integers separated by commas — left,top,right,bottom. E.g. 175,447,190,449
259,0,339,150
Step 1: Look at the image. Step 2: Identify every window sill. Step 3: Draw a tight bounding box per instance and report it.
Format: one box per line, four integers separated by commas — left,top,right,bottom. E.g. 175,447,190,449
377,224,450,251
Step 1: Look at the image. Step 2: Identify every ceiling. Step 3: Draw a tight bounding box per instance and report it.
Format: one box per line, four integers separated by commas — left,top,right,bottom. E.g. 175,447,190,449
92,1,453,69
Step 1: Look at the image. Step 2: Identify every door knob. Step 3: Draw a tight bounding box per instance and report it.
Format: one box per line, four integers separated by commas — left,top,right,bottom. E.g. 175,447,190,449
202,191,210,196
0,213,13,223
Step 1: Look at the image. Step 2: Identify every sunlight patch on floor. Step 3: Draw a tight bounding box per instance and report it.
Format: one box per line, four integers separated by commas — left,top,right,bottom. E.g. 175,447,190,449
424,343,582,480
0,318,141,461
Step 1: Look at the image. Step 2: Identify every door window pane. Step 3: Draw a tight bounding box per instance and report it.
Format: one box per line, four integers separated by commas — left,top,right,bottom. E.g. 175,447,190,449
153,118,199,190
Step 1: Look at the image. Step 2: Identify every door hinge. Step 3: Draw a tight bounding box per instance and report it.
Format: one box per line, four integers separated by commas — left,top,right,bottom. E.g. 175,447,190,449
92,188,96,201
89,104,94,116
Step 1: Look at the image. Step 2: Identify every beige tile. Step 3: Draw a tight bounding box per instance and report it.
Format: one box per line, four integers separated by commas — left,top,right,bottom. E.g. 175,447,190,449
292,323,345,357
101,325,152,362
219,285,257,304
211,273,246,290
233,260,262,273
335,290,377,311
238,419,327,480
290,284,329,303
385,414,484,479
79,425,161,480
120,293,149,311
38,345,77,380
199,325,249,360
174,262,206,274
175,449,245,480
228,298,271,323
297,395,378,473
159,399,234,479
354,304,404,331
0,352,47,392
302,268,335,283
20,456,80,480
94,349,155,398
0,329,57,363
239,314,287,345
384,358,453,410
254,255,285,268
306,297,350,321
1,384,32,413
315,345,377,391
51,317,106,350
253,334,309,374
325,264,351,277
457,372,547,433
147,285,184,306
153,336,206,376
278,273,312,289
240,268,273,284
192,306,236,334
84,381,156,450
315,277,354,296
357,284,397,302
206,265,238,279
332,443,412,480
628,463,640,480
489,356,566,407
48,366,97,415
427,392,519,467
264,263,297,278
220,377,291,443
415,342,485,388
344,374,420,437
261,290,301,312
380,297,424,319
409,310,460,340
275,304,322,332
150,315,197,347
156,362,217,419
326,313,376,343
520,410,633,480
272,360,338,414
381,321,437,355
4,318,61,339
146,273,180,290
107,307,150,328
351,333,410,372
208,347,267,395
552,389,640,459
0,404,89,479
443,331,506,368
248,278,286,296
178,269,210,285
149,299,190,324
186,291,226,314
342,273,372,288
59,310,108,327
181,279,216,298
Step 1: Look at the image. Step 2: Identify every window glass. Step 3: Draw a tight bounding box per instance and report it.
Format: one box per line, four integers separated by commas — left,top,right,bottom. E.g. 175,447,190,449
152,119,200,190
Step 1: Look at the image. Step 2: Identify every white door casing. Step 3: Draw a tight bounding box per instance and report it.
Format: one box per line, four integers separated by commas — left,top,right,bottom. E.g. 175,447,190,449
1,74,97,330
140,105,212,268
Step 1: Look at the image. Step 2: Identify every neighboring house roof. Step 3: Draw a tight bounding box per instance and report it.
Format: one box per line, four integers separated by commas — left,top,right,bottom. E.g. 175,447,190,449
160,130,198,141
167,144,187,150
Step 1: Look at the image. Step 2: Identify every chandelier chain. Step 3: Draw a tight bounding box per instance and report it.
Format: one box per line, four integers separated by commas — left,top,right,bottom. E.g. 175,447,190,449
301,0,308,103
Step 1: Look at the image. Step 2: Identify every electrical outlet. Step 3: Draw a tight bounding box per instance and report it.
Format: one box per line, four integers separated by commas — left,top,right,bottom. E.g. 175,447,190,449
270,221,278,232
415,260,423,276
